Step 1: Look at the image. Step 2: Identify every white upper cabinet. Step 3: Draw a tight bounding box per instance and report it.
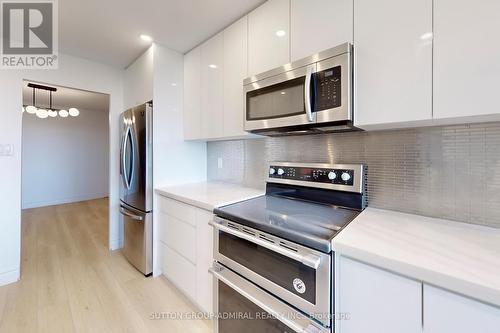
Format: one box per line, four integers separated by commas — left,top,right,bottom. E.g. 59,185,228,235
290,0,353,62
424,284,500,333
354,0,433,129
337,256,422,333
201,32,224,139
223,16,249,138
248,0,290,76
183,46,202,140
434,0,500,121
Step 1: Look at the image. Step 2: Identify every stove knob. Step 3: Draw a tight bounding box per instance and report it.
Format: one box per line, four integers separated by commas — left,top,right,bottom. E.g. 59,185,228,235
341,172,351,181
269,167,276,175
277,168,285,176
328,171,337,180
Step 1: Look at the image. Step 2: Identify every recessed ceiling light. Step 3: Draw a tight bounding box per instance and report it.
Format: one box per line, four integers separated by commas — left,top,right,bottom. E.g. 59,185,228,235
208,64,217,69
171,83,177,86
275,30,286,37
140,34,153,42
420,32,433,40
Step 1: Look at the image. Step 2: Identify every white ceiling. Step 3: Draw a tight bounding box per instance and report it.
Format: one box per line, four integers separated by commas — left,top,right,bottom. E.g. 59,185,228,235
59,0,266,68
22,81,110,112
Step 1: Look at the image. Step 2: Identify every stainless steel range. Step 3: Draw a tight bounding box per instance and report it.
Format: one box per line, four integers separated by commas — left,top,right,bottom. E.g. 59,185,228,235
209,162,367,333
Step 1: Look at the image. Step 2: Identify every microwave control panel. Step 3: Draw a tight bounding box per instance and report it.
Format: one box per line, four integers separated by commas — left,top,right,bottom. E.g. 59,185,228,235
315,65,342,111
269,165,354,186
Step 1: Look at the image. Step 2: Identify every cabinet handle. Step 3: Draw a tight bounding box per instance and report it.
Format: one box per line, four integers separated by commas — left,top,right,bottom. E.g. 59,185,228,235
210,219,321,269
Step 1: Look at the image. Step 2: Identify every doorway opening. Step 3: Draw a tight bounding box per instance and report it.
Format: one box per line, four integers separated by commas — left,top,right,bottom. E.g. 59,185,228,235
21,79,111,258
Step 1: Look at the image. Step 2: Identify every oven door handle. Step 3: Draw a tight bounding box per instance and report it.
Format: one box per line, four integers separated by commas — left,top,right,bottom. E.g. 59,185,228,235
209,220,322,269
210,264,328,333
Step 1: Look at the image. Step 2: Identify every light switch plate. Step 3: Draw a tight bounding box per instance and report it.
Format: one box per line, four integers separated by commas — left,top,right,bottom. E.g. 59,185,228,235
0,144,14,156
4,144,13,156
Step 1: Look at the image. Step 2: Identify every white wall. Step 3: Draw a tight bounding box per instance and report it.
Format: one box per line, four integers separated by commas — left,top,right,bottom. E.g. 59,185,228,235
0,53,123,286
21,108,109,209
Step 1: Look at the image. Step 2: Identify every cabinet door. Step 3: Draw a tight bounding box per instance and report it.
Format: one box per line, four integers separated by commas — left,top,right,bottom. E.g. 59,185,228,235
223,16,248,138
183,46,202,140
248,0,290,76
201,33,224,139
337,256,422,333
290,0,353,62
434,0,500,120
195,209,214,313
354,0,432,128
424,284,500,333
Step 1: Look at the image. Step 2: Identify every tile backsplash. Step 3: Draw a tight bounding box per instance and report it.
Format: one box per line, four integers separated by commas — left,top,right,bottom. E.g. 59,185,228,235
207,122,500,228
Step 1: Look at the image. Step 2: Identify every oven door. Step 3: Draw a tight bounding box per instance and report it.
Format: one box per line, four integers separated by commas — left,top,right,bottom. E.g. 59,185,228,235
210,262,330,333
210,216,331,327
244,64,317,132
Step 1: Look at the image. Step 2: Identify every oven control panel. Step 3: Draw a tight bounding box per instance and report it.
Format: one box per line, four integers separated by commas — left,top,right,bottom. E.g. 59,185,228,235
269,165,354,186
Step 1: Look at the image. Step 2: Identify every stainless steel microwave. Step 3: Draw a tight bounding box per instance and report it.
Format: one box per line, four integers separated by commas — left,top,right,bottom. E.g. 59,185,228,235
244,43,355,135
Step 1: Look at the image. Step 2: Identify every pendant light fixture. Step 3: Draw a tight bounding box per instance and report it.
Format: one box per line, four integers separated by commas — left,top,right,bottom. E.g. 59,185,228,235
23,83,80,119
25,87,37,114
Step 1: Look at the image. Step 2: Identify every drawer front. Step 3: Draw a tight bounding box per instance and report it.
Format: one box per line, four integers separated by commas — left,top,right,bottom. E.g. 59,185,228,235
159,197,197,226
161,243,197,302
160,212,197,264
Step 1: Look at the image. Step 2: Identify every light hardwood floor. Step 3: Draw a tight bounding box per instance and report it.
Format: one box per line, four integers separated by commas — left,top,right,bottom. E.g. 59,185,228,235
0,198,212,333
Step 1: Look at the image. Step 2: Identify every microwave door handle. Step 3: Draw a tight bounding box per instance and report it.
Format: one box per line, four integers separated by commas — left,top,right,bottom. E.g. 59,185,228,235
304,66,314,122
209,220,321,269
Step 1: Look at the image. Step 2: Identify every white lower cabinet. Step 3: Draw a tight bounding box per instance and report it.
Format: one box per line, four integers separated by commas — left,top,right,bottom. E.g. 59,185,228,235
158,197,214,313
337,256,422,333
161,242,197,301
424,284,500,333
195,209,214,313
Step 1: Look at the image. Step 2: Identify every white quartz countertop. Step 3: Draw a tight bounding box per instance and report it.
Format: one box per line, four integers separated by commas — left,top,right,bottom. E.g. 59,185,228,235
333,207,500,307
155,182,265,211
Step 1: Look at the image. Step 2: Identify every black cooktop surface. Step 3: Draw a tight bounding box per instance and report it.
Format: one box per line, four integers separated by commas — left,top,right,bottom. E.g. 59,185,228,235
214,194,360,253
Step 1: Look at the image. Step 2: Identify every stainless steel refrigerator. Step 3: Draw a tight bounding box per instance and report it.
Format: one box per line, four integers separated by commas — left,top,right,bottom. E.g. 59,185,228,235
119,102,153,276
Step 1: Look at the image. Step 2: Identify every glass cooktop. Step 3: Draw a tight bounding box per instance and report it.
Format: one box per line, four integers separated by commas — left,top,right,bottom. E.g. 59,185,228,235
214,195,360,253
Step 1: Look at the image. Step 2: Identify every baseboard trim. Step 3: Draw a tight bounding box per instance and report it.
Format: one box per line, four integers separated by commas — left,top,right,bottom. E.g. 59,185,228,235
0,268,20,286
109,238,123,251
22,193,109,209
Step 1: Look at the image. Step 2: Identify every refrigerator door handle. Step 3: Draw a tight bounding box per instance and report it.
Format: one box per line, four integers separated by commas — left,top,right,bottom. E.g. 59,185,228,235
120,206,143,221
122,126,132,189
129,126,136,188
120,129,127,188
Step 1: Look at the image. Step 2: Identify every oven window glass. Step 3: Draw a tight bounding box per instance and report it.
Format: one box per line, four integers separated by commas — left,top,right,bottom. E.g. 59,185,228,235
246,76,306,121
219,231,316,304
218,281,295,333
